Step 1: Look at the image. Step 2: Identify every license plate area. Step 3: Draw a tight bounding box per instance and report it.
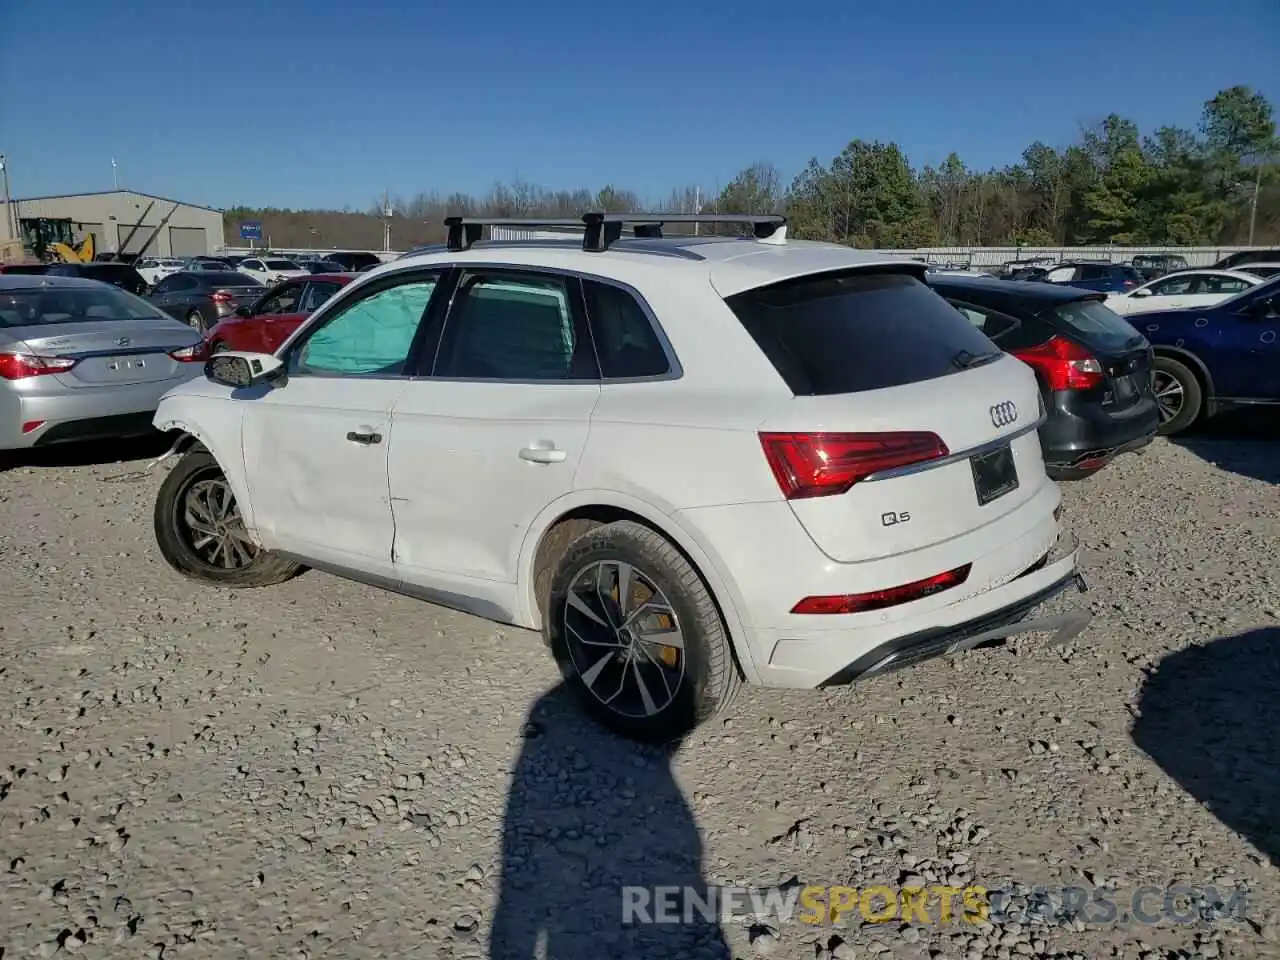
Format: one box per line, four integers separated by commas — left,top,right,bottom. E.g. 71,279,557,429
971,443,1019,506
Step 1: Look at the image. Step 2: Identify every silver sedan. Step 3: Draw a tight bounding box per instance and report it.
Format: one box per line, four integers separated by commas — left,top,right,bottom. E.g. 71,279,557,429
0,274,208,450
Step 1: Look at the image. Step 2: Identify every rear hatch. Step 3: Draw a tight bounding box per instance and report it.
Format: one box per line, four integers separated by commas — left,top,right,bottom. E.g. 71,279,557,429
15,319,203,388
1044,297,1153,410
725,268,1049,564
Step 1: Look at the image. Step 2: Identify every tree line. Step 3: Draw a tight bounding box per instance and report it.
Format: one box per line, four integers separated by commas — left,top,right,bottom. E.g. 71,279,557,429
223,86,1279,251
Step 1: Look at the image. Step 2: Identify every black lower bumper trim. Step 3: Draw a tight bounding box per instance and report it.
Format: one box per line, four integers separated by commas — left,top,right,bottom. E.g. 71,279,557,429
32,413,159,447
816,565,1090,688
1046,431,1156,469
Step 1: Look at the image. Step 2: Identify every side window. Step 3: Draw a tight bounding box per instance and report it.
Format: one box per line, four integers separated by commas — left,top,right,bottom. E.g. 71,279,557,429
243,259,262,271
256,282,303,315
298,281,340,313
582,279,671,378
46,264,75,277
292,275,438,377
433,271,596,381
1150,276,1194,296
1202,276,1248,294
1079,265,1106,280
168,275,196,292
1045,267,1074,283
946,300,1020,343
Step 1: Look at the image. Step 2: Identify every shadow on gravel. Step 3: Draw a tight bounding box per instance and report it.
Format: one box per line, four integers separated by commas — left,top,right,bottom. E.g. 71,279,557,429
0,433,171,474
489,683,729,960
1172,410,1280,484
1132,627,1280,868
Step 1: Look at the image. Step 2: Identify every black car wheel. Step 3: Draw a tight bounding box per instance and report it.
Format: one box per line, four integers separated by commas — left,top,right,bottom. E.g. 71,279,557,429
154,449,302,587
1152,356,1203,436
186,310,206,333
544,520,741,743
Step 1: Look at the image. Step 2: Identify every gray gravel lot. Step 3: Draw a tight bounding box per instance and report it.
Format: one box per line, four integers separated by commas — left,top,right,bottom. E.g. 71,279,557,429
1,424,1277,960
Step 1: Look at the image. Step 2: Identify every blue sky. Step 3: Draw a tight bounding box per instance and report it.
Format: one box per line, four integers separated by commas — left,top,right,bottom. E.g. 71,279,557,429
3,0,1278,212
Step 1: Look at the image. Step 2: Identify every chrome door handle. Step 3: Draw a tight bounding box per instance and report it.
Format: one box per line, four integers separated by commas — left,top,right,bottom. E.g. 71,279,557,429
519,445,566,464
347,430,382,445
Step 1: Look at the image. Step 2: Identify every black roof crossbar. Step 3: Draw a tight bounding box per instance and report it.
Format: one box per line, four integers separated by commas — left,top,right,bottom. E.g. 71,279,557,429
442,213,787,253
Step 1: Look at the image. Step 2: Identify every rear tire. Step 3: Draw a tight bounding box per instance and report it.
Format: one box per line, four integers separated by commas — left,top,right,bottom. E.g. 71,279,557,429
186,310,206,333
154,449,300,587
545,520,741,743
1152,355,1203,436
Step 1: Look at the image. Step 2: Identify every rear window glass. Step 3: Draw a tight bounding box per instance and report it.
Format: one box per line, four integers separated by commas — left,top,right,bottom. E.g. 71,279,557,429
197,272,261,286
1048,300,1144,350
265,259,298,269
0,285,165,327
725,270,1001,396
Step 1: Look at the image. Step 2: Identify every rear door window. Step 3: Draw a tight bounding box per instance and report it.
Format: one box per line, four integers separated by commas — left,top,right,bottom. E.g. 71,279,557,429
1046,299,1144,352
582,279,671,378
724,270,1001,396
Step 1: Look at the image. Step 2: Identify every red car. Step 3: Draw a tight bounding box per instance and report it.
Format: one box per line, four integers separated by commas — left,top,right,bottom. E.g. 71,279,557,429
205,273,356,354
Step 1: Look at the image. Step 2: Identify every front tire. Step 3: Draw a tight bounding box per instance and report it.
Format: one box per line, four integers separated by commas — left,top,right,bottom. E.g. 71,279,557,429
186,310,206,333
545,520,741,743
1152,355,1203,436
153,449,301,587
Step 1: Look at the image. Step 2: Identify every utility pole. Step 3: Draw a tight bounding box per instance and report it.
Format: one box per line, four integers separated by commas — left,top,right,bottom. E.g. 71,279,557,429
693,186,700,236
382,191,392,252
112,158,119,190
1248,160,1263,246
0,153,16,244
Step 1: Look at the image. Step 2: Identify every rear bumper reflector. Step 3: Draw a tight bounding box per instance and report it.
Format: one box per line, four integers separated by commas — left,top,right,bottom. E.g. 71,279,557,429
791,564,972,615
22,420,45,434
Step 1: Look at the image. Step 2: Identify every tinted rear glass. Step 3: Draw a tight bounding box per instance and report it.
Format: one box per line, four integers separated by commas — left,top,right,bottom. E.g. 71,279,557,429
196,272,261,286
0,285,165,327
725,270,1001,396
1048,300,1144,351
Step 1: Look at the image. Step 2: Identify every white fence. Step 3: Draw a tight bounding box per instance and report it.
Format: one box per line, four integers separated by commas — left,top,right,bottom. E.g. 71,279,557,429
872,245,1266,268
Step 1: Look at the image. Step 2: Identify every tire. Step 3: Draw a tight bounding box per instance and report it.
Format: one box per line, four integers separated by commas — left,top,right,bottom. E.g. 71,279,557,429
153,449,301,587
1152,355,1203,437
186,310,206,333
545,519,741,743
210,340,228,354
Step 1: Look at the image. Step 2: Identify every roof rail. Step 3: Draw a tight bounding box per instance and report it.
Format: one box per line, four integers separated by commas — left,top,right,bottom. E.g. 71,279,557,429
442,212,787,253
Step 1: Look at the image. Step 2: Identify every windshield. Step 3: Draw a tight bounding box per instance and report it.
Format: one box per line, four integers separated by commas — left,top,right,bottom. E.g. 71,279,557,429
1048,299,1144,350
0,284,168,327
265,259,299,269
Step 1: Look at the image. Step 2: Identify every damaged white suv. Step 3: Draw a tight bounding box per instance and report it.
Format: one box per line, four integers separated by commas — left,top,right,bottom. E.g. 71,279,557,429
151,213,1090,742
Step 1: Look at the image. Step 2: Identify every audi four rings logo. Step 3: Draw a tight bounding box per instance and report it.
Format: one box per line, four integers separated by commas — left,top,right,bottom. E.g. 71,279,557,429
990,400,1018,427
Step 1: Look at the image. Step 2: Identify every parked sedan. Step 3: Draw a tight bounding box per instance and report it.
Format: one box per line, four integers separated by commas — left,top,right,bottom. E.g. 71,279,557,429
1236,262,1280,281
0,275,207,450
237,257,308,286
42,261,150,296
1127,276,1280,435
1042,261,1144,293
928,274,1158,480
147,270,265,333
205,273,355,354
1104,269,1261,316
136,258,186,287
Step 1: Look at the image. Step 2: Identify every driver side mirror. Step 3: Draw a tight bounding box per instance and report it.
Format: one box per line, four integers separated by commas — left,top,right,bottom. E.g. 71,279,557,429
1245,297,1275,320
205,351,287,389
1132,288,1151,297
235,305,253,318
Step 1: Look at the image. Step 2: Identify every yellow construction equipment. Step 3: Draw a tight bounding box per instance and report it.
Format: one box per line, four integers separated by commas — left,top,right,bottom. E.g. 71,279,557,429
50,233,95,263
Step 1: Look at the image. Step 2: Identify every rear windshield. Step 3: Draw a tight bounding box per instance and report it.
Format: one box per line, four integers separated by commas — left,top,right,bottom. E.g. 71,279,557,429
265,259,298,269
196,272,261,286
1243,265,1280,279
1111,265,1144,281
0,285,165,327
1047,300,1144,350
725,270,1002,396
84,264,142,280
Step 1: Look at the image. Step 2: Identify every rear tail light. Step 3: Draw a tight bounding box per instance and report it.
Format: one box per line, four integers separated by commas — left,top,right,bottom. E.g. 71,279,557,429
759,431,950,499
792,564,972,615
0,353,78,380
168,342,209,363
1011,336,1104,391
210,290,235,303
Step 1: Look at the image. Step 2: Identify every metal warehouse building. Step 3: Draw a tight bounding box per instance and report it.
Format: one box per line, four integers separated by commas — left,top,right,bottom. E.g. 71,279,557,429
0,190,224,258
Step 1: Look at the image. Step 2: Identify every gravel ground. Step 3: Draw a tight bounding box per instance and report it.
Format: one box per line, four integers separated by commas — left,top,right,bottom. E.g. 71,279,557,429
1,422,1277,960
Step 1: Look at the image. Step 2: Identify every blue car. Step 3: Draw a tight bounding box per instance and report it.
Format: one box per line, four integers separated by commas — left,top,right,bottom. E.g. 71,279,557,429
1131,276,1280,435
1042,261,1146,293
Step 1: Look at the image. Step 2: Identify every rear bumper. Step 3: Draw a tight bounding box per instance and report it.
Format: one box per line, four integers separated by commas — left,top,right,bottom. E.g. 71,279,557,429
818,558,1090,686
1,375,198,450
1039,391,1159,468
